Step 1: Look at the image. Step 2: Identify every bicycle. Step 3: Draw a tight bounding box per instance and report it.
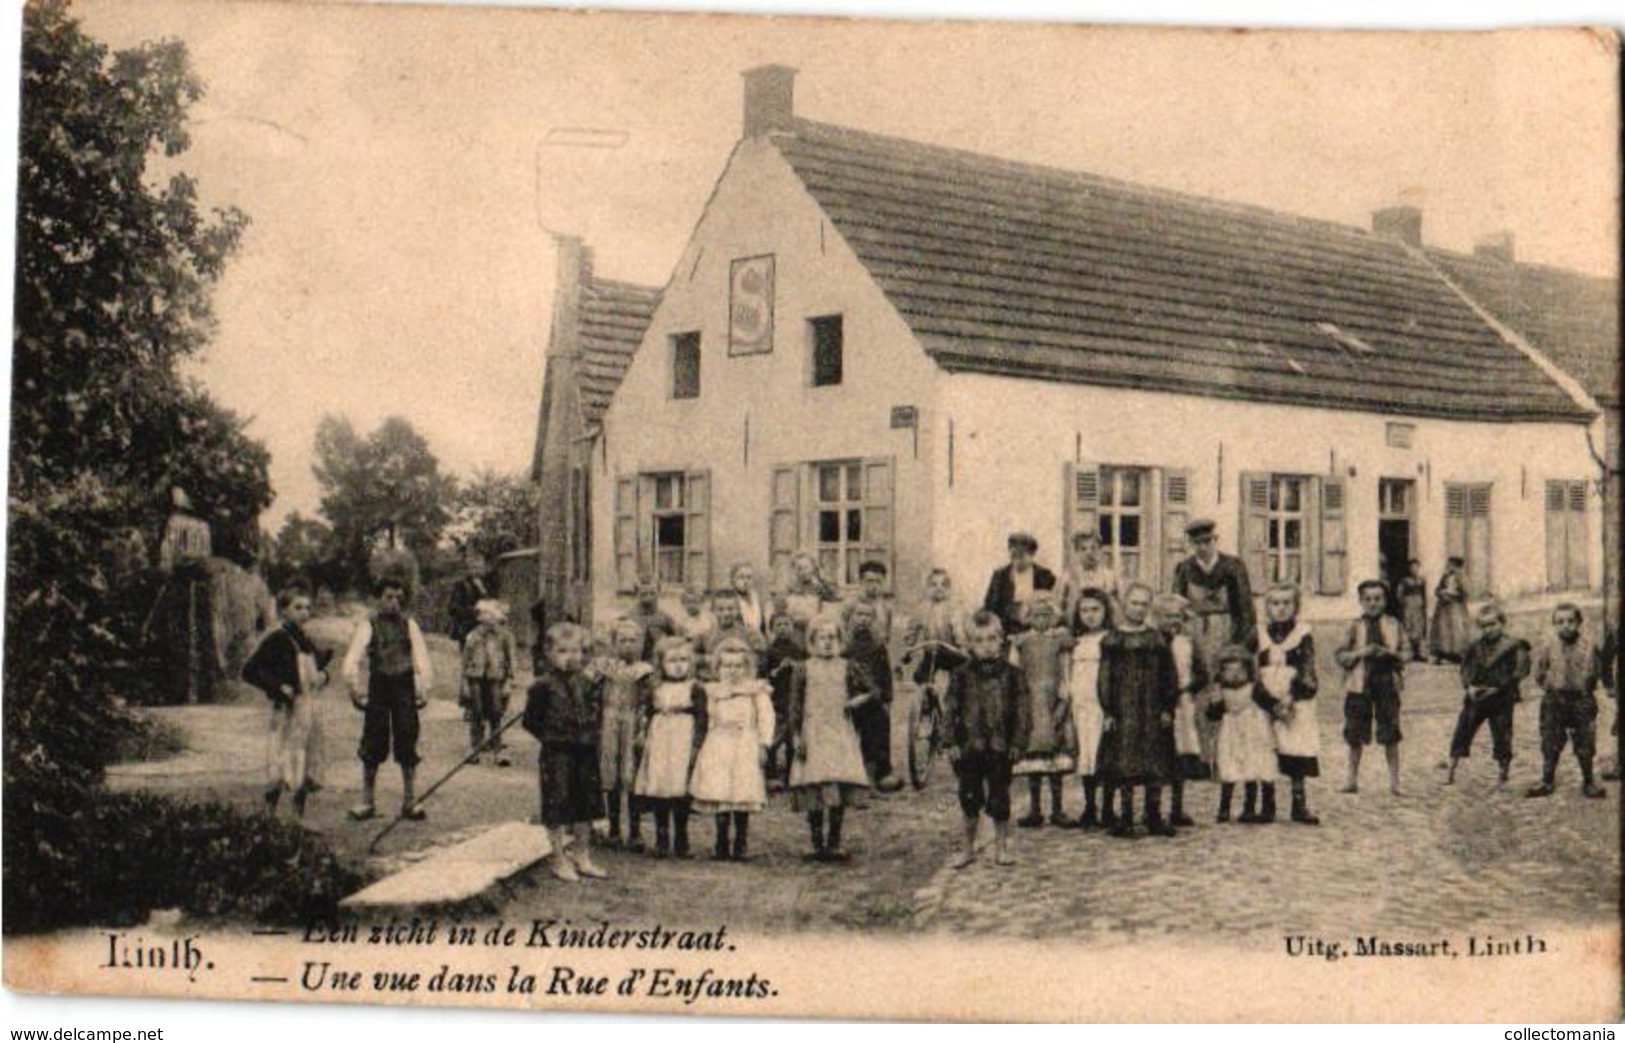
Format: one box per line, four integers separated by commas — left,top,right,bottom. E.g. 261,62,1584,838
901,639,963,790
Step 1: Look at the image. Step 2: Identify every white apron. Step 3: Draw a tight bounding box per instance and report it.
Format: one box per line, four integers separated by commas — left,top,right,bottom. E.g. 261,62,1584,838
1260,622,1318,759
1069,633,1106,777
1169,633,1203,757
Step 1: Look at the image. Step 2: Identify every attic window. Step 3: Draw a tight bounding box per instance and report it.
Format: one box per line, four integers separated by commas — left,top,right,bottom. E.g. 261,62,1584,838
1315,322,1377,358
671,332,701,399
810,314,844,387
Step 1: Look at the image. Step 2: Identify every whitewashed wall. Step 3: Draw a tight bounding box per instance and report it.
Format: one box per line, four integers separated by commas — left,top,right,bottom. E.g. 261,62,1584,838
937,372,1601,620
591,138,942,620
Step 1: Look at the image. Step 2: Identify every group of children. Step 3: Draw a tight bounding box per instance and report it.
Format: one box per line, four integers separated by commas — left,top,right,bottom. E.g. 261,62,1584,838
242,554,1617,881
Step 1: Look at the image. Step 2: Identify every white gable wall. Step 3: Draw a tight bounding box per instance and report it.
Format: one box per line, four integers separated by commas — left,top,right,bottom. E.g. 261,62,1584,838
592,137,942,619
937,373,1601,620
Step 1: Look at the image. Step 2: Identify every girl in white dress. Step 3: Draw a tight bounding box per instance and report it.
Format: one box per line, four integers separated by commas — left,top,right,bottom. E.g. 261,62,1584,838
1210,645,1280,823
635,637,707,858
787,615,873,861
1068,587,1112,829
689,637,775,861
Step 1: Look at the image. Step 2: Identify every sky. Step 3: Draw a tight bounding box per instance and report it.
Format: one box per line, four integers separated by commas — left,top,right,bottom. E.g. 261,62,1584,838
70,0,1622,528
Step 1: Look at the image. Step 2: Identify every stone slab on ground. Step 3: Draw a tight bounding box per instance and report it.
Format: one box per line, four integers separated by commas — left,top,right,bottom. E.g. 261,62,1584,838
343,821,553,908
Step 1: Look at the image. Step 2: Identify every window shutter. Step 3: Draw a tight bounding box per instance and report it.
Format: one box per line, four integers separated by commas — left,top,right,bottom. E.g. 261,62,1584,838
1161,468,1193,591
1063,462,1100,572
1239,472,1270,587
1567,481,1590,589
768,465,800,581
613,475,638,593
1318,475,1347,595
1467,485,1493,597
861,457,895,586
684,469,712,591
1445,483,1467,566
1545,480,1567,591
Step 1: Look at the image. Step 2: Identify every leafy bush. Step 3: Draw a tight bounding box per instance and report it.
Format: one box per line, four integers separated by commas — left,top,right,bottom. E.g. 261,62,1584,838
4,780,365,934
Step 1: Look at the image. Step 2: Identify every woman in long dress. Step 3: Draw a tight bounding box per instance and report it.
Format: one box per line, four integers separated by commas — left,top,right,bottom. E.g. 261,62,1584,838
1429,558,1471,664
243,586,332,819
1397,559,1429,659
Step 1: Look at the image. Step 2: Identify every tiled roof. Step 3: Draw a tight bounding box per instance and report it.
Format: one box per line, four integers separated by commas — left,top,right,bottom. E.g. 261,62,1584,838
773,119,1593,424
578,278,661,427
1427,249,1618,408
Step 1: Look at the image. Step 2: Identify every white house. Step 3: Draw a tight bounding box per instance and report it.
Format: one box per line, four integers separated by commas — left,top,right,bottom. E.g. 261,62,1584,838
575,65,1602,624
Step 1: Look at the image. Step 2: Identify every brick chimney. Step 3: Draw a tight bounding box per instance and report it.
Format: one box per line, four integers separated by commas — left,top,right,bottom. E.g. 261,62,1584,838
549,234,591,362
1372,205,1423,247
742,64,797,138
1473,230,1515,266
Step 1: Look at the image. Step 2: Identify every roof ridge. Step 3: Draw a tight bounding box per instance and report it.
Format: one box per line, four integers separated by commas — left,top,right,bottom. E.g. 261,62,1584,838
786,117,1383,248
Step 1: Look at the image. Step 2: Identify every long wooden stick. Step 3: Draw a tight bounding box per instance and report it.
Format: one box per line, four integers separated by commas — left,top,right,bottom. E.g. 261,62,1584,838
367,710,527,853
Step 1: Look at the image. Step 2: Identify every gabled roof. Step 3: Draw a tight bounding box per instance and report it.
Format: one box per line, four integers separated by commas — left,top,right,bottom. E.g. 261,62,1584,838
1426,248,1618,408
577,277,662,427
772,118,1594,424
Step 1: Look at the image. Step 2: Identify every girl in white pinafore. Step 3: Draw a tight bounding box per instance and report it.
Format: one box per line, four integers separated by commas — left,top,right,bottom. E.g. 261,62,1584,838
635,637,706,858
787,615,873,861
1211,645,1279,824
1257,583,1321,825
689,637,776,861
1068,587,1112,829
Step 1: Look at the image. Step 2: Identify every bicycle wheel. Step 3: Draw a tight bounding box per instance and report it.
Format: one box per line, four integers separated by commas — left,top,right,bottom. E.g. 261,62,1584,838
906,686,938,790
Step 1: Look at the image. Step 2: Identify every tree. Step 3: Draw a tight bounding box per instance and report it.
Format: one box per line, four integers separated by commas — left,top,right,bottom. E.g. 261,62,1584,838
450,469,540,564
312,414,457,587
7,0,256,798
266,511,340,593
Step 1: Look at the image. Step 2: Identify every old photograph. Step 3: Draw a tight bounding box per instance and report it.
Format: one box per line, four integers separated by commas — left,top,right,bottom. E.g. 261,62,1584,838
2,0,1620,1023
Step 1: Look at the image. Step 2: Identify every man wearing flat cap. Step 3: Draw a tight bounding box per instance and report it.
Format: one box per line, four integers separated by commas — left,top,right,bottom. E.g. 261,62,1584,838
1172,518,1257,773
983,531,1057,638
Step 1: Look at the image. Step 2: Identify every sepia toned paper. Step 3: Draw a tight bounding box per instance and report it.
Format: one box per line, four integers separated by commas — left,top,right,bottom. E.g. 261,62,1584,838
4,0,1621,1024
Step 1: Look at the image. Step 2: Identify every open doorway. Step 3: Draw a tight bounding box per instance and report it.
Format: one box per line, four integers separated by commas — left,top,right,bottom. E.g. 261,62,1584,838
1378,478,1416,595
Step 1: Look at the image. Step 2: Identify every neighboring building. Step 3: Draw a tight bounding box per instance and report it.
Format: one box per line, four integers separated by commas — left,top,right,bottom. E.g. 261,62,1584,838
1425,239,1619,634
531,235,660,627
571,65,1604,623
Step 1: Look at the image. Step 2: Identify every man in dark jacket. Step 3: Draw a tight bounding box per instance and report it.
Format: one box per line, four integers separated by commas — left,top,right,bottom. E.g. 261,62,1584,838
982,532,1058,638
1171,518,1257,774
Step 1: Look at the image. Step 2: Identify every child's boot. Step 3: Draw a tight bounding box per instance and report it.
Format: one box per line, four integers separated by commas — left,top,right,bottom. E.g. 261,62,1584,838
1100,784,1117,830
952,816,978,870
1581,757,1607,799
993,819,1015,866
731,812,750,862
1526,761,1557,798
625,798,646,854
549,829,580,882
348,765,379,820
1146,784,1175,836
291,784,309,819
603,790,622,849
1259,782,1277,823
673,809,692,859
804,811,827,862
1238,782,1259,823
1048,776,1077,827
1111,787,1136,838
1217,782,1234,823
264,785,282,815
1170,780,1195,827
653,806,671,858
1017,778,1044,828
400,767,426,821
1290,778,1319,825
826,807,848,861
713,813,732,861
1080,779,1099,830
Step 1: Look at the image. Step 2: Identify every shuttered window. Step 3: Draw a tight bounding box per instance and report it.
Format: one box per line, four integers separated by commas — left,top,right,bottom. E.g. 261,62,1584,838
612,469,712,593
1444,482,1493,598
1238,472,1346,595
1545,479,1590,591
768,457,894,590
1063,463,1192,590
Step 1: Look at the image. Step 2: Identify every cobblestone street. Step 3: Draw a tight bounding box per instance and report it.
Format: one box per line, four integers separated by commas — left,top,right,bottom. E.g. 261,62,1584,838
911,661,1620,945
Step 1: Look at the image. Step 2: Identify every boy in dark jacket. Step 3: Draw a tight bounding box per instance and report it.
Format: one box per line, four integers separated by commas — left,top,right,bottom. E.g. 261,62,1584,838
761,612,805,790
944,610,1031,870
846,599,901,792
1527,604,1608,799
524,622,609,882
1447,603,1530,789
